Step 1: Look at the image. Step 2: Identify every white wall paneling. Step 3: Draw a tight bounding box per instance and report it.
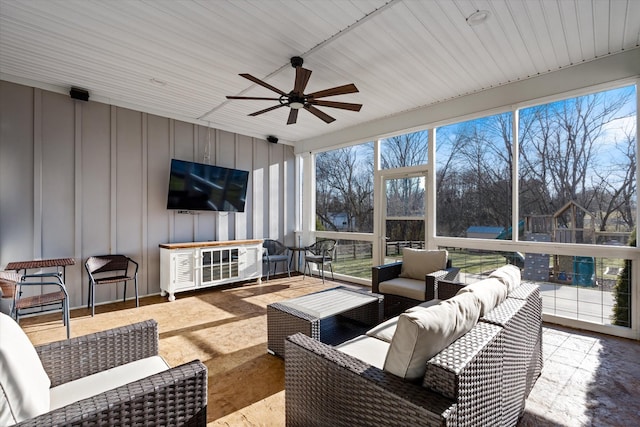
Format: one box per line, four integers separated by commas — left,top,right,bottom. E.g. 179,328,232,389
32,89,42,260
284,146,295,247
81,101,111,307
0,80,295,310
140,113,149,297
234,135,253,240
41,90,76,301
0,82,34,288
216,130,237,242
146,114,171,297
269,144,282,239
253,141,269,240
194,126,215,242
172,120,197,244
73,99,83,298
113,108,144,307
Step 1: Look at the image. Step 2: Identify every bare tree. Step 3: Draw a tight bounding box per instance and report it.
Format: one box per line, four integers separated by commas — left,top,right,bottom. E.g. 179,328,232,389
380,132,427,169
316,145,373,232
435,113,513,236
591,125,637,233
519,89,634,236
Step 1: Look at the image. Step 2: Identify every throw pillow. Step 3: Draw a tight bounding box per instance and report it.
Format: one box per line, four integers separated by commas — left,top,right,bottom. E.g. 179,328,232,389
0,312,51,425
456,277,508,316
383,292,481,380
367,299,442,343
489,264,521,292
399,248,448,281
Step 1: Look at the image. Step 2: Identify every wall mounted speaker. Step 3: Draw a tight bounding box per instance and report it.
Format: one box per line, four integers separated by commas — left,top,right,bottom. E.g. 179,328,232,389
267,135,278,144
69,87,89,101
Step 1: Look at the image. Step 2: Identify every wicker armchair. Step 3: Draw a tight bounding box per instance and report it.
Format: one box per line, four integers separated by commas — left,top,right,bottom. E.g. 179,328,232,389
372,259,460,318
10,319,207,426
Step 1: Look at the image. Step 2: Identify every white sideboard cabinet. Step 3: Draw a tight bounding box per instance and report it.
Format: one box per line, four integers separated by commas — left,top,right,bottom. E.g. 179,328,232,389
159,239,263,301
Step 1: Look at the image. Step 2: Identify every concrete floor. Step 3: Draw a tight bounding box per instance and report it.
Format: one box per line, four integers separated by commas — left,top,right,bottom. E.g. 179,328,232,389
19,275,640,426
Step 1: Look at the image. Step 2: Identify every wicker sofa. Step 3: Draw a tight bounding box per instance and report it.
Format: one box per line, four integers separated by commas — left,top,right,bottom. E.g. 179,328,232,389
0,316,208,426
285,265,542,427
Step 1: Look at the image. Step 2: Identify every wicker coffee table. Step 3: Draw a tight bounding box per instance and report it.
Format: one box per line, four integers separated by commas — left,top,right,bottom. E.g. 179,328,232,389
267,286,383,358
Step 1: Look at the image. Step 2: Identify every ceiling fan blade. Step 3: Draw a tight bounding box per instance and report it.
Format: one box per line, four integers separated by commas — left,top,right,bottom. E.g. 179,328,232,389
293,67,312,95
287,109,299,125
307,83,359,99
248,104,286,116
239,73,287,96
304,105,335,123
226,96,281,101
308,100,362,111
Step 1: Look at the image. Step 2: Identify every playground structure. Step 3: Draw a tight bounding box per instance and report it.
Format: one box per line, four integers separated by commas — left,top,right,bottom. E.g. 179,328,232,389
497,201,631,287
494,219,526,268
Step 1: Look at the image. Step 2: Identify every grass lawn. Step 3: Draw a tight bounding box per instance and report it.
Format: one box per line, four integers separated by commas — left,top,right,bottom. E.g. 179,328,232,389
331,249,626,284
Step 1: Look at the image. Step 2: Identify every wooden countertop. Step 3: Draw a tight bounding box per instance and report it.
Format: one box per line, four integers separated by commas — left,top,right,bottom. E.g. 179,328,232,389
159,239,263,249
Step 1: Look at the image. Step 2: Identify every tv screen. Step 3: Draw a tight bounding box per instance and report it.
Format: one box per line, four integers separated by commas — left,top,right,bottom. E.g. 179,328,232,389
167,159,249,212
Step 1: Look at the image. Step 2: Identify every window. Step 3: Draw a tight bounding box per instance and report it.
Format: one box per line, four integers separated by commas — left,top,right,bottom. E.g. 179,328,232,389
331,238,374,280
519,85,637,246
380,130,428,169
384,175,426,264
443,246,632,327
436,112,513,238
315,143,374,233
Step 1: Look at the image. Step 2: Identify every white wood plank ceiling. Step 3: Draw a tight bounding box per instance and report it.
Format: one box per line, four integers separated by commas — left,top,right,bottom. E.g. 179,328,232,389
1,0,638,146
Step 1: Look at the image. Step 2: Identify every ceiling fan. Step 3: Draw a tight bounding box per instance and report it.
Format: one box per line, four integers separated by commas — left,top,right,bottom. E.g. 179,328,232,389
226,56,362,125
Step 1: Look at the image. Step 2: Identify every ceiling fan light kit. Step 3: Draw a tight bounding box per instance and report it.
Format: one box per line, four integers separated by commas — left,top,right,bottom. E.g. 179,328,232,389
226,56,362,125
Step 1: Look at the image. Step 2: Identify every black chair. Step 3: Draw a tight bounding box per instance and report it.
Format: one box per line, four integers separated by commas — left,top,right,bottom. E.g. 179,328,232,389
85,255,139,316
304,239,337,283
262,239,291,281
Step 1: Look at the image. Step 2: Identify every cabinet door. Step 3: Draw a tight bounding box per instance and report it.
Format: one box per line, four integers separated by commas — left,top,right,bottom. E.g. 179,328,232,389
201,248,240,285
172,250,196,290
242,245,261,279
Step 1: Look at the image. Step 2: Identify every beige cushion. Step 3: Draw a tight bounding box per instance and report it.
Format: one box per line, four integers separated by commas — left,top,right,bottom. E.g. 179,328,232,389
489,265,521,292
399,248,448,281
335,335,390,369
456,278,508,316
366,316,399,343
378,277,426,301
49,355,170,411
406,299,442,312
0,312,51,425
383,292,481,380
367,299,441,343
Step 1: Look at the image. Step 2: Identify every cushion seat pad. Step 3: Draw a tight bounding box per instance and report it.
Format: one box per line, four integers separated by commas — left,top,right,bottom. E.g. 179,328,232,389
378,277,427,301
49,355,170,411
335,335,391,369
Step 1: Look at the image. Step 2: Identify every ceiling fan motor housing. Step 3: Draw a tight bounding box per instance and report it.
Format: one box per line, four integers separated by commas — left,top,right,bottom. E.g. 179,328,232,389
290,56,304,68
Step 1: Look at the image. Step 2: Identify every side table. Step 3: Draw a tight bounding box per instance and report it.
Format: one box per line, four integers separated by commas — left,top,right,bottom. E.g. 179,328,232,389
287,246,307,272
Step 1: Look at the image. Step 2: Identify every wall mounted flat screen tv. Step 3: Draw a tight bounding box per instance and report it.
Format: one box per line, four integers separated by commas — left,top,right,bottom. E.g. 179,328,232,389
167,159,249,212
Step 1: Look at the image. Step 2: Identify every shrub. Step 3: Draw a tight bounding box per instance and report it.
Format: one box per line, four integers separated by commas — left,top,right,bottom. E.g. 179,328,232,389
612,228,634,327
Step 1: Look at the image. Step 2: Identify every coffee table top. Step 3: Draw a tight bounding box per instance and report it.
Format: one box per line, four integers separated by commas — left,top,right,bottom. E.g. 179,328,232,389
277,287,380,319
